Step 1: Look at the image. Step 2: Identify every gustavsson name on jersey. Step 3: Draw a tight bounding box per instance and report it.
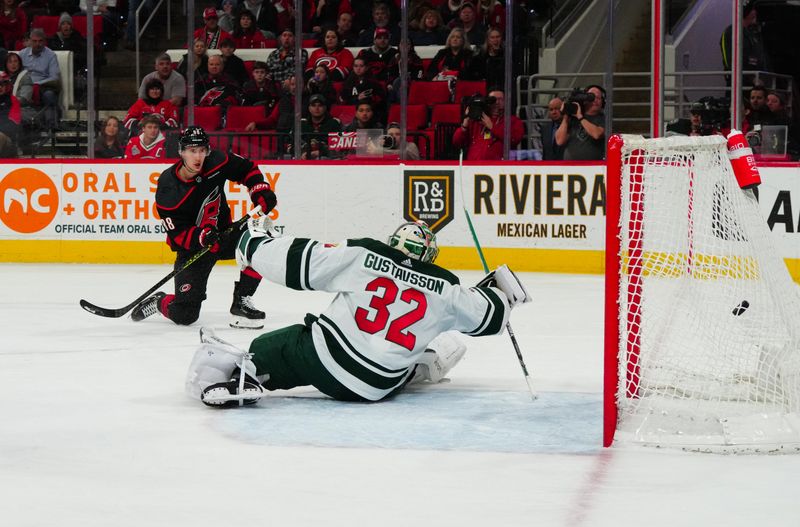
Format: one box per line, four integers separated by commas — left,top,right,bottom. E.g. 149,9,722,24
362,253,445,295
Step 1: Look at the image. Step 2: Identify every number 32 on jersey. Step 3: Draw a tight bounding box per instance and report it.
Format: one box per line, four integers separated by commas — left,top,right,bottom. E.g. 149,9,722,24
354,277,427,351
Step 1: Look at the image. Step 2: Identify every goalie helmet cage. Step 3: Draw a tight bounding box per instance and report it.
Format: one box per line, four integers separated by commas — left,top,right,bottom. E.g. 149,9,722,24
603,134,800,454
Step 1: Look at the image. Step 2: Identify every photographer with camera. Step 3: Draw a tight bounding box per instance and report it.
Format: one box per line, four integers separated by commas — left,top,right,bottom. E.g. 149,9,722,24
555,85,606,161
453,87,524,160
383,122,421,160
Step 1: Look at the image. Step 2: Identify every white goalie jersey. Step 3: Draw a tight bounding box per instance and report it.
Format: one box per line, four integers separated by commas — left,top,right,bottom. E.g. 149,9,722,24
248,236,512,400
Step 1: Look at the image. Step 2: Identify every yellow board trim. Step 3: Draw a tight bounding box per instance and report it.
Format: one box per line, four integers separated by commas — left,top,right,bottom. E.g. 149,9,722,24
2,240,799,282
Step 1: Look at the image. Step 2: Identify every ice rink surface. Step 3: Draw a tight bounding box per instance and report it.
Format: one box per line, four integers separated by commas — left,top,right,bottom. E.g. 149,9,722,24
2,262,799,526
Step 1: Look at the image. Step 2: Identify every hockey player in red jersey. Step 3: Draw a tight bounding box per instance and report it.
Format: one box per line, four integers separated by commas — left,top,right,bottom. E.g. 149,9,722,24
131,126,277,329
186,218,531,407
124,114,167,160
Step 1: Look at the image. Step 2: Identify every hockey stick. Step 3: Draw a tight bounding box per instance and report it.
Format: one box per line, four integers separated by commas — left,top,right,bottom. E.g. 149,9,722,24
458,151,537,400
79,206,262,318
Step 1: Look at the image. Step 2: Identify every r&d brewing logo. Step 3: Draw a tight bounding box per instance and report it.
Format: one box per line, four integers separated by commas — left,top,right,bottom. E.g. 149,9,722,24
0,168,58,233
403,170,453,232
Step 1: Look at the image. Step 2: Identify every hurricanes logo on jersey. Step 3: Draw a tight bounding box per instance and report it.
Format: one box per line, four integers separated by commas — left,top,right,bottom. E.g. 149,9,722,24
403,170,453,233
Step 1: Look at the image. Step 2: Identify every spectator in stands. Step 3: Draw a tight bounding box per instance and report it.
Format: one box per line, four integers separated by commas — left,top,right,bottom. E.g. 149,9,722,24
78,0,121,51
471,26,503,89
0,0,26,50
18,0,47,21
124,78,179,135
233,9,270,49
241,60,280,108
244,73,294,132
356,1,399,46
539,96,564,161
195,7,233,49
48,14,88,71
439,0,463,27
425,27,475,81
270,0,294,35
766,91,790,126
217,0,238,33
410,9,447,46
139,53,186,107
478,0,505,33
124,113,166,159
304,63,337,108
555,84,606,160
385,122,421,160
453,86,523,160
449,2,485,48
721,0,770,82
3,51,34,122
196,54,241,108
387,39,424,104
219,38,249,86
743,85,774,133
340,57,386,112
0,71,21,157
298,93,341,159
240,0,279,38
408,0,435,31
310,0,351,37
343,100,382,132
18,29,61,129
177,38,209,80
336,11,359,47
94,115,126,158
348,0,374,34
306,28,353,82
266,28,307,83
356,27,398,84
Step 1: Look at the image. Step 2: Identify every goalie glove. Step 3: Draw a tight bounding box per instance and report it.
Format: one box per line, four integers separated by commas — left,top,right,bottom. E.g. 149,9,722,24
235,215,281,269
248,182,277,214
476,265,531,308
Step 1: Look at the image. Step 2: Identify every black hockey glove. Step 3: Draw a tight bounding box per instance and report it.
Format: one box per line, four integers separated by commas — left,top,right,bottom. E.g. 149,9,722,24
249,183,277,214
198,225,220,253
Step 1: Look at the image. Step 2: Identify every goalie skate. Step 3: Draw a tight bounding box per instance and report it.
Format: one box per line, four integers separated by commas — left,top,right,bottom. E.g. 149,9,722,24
201,373,267,408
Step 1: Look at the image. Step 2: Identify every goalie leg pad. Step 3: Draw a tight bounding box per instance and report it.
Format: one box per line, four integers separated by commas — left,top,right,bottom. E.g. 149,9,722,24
410,331,467,384
185,340,259,401
494,265,531,308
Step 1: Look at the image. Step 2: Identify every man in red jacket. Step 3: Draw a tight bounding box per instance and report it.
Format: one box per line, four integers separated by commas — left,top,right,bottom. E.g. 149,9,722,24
452,87,524,160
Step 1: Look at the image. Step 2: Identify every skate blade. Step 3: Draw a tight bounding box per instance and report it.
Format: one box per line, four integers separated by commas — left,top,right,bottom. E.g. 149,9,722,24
229,316,265,329
201,386,267,405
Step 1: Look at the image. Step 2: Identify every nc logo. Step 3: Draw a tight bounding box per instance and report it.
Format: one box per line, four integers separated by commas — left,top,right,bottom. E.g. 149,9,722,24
0,168,59,233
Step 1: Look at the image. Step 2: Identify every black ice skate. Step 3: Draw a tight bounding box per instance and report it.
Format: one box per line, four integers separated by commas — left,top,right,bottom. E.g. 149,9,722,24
201,370,266,408
131,292,166,322
230,295,265,329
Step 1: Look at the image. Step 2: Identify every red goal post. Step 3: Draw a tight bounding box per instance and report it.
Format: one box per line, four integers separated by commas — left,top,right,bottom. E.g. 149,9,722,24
603,134,800,453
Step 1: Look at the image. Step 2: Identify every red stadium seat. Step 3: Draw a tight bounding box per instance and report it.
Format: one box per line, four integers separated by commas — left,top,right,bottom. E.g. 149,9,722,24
184,106,223,130
72,15,103,39
31,15,59,37
302,39,318,47
387,104,428,130
430,103,463,125
454,80,487,105
243,61,255,79
225,106,265,130
408,81,451,105
263,39,277,48
329,104,356,124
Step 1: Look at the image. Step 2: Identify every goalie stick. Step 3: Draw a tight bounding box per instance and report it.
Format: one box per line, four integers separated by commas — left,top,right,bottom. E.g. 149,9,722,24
458,152,537,400
80,207,262,319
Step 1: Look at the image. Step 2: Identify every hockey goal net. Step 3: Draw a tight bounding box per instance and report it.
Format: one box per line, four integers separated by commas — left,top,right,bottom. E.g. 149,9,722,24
604,134,800,453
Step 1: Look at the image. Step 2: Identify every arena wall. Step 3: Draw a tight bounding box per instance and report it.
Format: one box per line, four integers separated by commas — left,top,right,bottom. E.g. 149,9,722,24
1,160,798,280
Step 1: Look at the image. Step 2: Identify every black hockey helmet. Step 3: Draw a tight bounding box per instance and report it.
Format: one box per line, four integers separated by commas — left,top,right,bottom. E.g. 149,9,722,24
179,126,210,151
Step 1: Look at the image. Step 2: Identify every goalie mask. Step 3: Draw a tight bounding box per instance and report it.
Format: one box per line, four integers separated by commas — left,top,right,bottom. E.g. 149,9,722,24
387,221,439,263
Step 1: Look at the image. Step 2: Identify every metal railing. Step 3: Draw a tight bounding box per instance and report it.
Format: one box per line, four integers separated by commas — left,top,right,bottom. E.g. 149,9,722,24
517,69,795,144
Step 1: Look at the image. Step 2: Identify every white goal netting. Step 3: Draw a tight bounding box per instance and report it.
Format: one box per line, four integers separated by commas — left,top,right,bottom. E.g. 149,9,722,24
613,135,800,453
